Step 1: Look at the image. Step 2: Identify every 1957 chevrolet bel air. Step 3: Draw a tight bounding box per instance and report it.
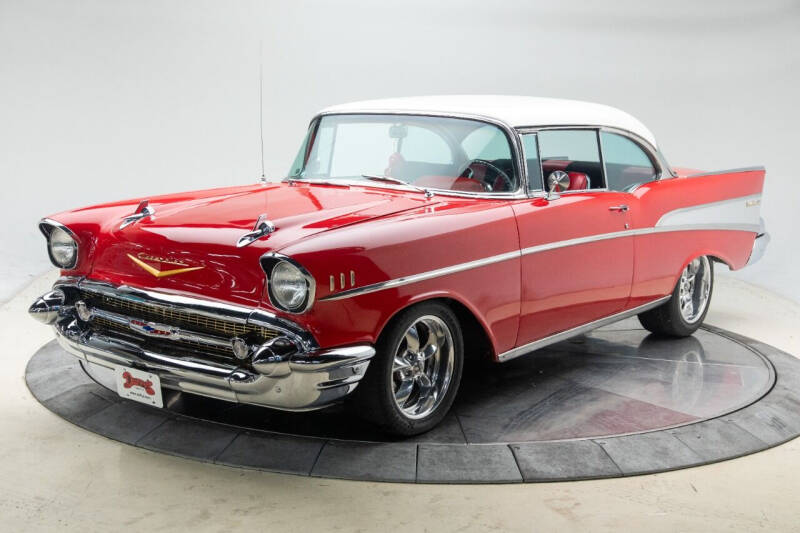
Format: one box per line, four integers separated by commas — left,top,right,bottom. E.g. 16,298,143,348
29,96,769,435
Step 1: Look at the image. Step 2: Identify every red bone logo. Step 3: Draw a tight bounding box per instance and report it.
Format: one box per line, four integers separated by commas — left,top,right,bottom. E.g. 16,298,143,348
122,371,155,396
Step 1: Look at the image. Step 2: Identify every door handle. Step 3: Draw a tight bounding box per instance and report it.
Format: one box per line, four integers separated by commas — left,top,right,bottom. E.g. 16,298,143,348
609,205,629,212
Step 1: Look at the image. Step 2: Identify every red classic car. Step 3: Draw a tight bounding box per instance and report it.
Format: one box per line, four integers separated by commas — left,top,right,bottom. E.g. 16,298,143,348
29,96,768,435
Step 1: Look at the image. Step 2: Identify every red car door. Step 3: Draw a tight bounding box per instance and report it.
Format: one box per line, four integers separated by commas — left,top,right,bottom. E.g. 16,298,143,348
511,129,634,348
511,192,633,346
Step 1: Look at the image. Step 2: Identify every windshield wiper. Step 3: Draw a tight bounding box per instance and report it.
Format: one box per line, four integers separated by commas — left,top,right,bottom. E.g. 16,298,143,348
361,174,434,198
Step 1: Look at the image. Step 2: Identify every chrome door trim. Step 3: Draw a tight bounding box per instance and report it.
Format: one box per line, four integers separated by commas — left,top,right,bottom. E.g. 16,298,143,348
496,295,671,362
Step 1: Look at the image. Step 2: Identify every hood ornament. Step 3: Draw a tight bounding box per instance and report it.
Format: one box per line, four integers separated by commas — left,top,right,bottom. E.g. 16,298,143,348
120,200,155,229
237,213,275,248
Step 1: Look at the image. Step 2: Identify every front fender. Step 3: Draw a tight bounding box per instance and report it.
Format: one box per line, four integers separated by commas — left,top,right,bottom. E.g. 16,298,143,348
276,197,522,355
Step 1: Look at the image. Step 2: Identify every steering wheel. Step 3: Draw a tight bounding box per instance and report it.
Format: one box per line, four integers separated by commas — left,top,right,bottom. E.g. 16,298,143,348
458,159,514,192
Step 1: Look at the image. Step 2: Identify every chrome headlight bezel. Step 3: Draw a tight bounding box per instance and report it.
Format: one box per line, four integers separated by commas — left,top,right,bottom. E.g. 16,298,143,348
260,254,316,314
39,219,79,269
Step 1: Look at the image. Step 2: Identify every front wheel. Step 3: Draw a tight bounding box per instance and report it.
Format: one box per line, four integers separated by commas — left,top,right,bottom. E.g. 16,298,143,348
351,302,463,436
638,255,714,337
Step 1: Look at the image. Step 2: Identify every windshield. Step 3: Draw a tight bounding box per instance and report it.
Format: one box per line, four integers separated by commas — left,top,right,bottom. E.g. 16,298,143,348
287,114,519,194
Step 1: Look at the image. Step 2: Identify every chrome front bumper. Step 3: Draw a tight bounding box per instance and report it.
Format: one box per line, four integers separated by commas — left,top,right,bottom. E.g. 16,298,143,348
30,280,375,411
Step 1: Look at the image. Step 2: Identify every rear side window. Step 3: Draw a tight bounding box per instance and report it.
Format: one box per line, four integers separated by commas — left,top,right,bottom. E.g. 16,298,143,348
600,132,657,191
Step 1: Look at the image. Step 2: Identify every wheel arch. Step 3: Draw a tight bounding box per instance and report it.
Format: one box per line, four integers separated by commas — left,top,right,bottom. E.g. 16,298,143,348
374,292,497,363
668,249,729,289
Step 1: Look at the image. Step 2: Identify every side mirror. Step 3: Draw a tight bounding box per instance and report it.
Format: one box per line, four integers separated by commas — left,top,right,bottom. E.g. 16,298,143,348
546,170,570,200
547,170,570,191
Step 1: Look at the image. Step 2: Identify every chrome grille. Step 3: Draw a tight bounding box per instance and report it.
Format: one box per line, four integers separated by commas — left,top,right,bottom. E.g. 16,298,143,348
92,315,237,362
81,290,278,341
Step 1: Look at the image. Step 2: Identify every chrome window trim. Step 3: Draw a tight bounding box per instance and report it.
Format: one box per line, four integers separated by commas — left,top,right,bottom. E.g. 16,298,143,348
515,124,674,189
39,218,79,269
295,114,676,200
518,131,544,192
307,110,529,199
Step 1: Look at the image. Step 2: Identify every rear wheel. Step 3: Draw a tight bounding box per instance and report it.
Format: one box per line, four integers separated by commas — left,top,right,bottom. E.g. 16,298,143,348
638,255,714,337
352,302,463,436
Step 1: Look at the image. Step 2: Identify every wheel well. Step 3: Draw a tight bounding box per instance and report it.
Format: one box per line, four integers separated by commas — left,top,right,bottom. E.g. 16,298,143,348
708,254,731,270
378,297,495,364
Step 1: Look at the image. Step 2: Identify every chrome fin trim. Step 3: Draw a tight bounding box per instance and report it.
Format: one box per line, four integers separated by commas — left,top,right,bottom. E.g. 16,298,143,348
682,166,765,179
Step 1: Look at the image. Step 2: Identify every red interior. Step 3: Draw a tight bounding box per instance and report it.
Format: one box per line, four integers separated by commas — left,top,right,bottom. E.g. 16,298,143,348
566,172,589,191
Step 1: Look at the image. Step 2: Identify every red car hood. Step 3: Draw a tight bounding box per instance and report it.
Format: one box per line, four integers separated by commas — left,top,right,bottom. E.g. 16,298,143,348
72,182,430,306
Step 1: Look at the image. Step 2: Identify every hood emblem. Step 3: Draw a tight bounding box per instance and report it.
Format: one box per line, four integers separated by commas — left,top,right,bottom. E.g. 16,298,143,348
127,253,204,278
236,213,276,248
120,200,155,229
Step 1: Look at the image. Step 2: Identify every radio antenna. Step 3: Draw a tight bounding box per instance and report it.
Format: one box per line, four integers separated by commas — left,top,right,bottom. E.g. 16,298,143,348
258,41,266,184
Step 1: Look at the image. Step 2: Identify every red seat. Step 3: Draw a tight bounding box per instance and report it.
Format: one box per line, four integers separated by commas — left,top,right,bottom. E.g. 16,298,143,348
567,171,589,191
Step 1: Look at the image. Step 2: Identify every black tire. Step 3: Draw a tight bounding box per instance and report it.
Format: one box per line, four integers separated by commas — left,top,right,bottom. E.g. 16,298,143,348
638,256,714,337
351,301,464,436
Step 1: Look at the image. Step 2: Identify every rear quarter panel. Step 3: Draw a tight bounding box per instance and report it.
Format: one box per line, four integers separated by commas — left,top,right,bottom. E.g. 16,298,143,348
629,168,765,305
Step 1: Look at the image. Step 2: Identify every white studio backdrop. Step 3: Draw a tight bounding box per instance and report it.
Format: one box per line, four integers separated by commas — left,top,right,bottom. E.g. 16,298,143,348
1,0,798,303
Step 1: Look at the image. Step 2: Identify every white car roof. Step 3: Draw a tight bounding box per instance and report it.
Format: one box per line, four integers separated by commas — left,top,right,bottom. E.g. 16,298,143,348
320,95,658,148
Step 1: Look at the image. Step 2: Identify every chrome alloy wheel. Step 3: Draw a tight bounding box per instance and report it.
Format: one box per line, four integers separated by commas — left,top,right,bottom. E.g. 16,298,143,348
679,256,712,324
391,315,455,420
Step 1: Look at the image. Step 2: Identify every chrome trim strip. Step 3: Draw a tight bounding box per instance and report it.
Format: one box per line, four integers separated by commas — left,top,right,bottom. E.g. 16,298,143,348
320,193,762,302
321,250,521,302
683,166,765,179
518,229,637,257
654,194,762,228
497,296,671,362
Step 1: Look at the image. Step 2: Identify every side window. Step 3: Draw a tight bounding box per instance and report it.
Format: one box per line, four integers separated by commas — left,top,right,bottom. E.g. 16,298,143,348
521,134,542,191
537,130,603,191
600,132,657,191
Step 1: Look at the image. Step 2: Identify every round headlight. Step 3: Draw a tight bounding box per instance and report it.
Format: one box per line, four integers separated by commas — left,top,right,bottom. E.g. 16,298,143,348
48,226,78,268
269,260,310,312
